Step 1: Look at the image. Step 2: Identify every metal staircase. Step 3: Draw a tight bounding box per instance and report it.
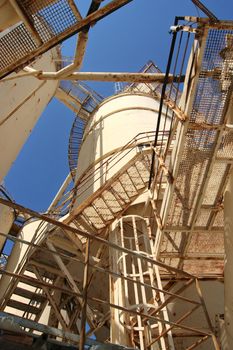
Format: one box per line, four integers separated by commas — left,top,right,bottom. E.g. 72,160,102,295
56,79,104,179
0,139,155,325
68,150,152,232
152,24,233,279
1,17,233,350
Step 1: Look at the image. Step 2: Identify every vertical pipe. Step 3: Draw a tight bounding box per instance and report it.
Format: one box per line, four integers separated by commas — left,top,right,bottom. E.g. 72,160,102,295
119,219,129,318
109,220,130,346
144,219,166,350
148,16,179,188
129,236,145,350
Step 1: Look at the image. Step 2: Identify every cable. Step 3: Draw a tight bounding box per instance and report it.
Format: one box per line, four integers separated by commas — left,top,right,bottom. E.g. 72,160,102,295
148,16,180,189
190,0,218,22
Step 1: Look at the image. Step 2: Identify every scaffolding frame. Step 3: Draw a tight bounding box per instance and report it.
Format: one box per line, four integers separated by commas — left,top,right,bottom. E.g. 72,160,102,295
0,15,233,350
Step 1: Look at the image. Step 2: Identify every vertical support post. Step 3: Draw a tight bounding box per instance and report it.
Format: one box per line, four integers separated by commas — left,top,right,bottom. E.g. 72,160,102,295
109,221,130,346
224,131,233,350
129,229,145,350
46,241,94,328
33,267,68,331
79,238,90,350
154,265,175,350
145,219,167,350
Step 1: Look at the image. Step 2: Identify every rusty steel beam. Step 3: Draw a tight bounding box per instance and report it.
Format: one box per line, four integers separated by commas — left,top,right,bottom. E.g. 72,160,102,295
191,0,218,21
0,0,134,79
33,71,185,83
0,311,133,350
0,270,210,337
2,70,185,83
0,197,193,278
0,230,201,301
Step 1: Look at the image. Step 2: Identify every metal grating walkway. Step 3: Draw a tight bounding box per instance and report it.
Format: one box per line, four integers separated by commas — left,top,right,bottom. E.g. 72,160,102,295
155,25,233,277
0,0,132,79
67,150,152,234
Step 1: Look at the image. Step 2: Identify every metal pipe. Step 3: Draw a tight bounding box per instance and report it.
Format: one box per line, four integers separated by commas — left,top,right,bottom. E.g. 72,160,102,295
148,16,179,188
0,311,134,350
14,70,185,83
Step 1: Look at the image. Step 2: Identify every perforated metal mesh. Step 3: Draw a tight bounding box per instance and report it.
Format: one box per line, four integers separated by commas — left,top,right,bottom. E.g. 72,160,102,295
0,0,80,77
21,0,78,39
72,153,151,232
160,232,182,254
166,28,233,227
203,162,227,205
183,259,224,275
187,231,224,254
61,80,104,179
217,130,233,158
0,24,37,71
159,26,233,275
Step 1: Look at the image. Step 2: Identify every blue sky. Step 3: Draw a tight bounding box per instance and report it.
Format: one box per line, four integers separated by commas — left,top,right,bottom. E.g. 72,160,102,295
4,0,233,212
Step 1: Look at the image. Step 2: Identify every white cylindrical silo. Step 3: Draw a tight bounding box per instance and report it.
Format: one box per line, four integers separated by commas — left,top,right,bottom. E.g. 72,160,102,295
0,219,46,300
0,204,14,253
73,92,172,207
0,219,52,324
0,48,60,183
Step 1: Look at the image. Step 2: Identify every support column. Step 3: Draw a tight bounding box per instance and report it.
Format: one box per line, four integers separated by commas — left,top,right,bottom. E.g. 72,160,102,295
109,220,131,347
224,169,233,350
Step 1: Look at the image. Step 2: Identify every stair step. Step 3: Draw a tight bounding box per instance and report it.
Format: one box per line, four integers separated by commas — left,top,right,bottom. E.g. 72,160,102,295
68,152,152,232
14,287,46,304
7,299,41,315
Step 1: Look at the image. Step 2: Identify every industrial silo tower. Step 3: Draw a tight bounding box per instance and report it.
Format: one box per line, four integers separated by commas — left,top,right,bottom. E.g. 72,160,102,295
0,1,233,350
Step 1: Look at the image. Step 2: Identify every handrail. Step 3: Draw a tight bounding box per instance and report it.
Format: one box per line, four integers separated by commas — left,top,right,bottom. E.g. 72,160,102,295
49,129,172,217
71,130,170,209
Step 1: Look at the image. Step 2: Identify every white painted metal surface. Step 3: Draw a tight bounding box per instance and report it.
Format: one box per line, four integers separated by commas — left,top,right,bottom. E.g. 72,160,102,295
0,49,59,183
0,1,19,31
168,281,224,349
74,93,171,207
0,204,14,253
0,219,51,324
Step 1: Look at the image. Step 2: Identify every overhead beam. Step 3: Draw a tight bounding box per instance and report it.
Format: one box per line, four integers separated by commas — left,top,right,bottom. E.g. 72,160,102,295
2,71,185,83
0,0,134,79
0,197,193,278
